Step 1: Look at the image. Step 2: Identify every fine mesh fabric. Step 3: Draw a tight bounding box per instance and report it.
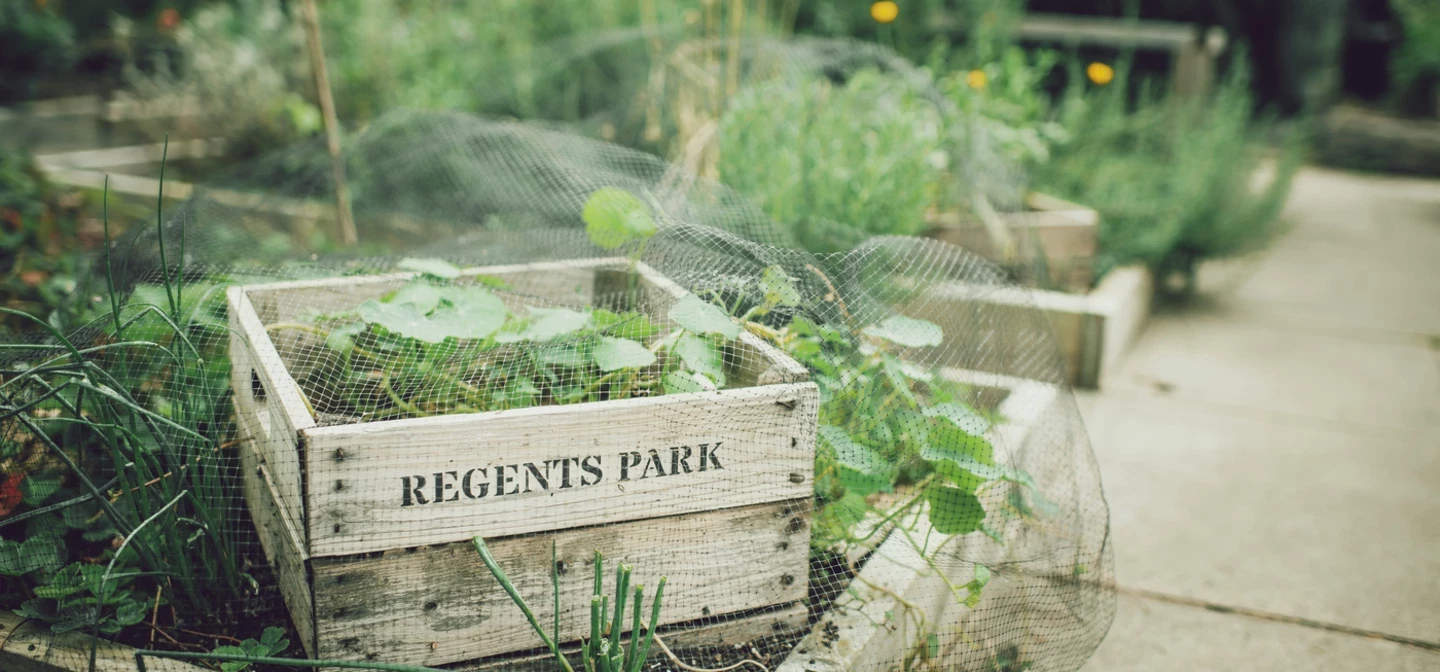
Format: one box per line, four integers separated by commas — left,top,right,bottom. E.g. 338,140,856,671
1,107,1113,672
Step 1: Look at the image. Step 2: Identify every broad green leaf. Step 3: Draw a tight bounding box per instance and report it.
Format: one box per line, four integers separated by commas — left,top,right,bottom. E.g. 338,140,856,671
359,289,506,343
925,423,996,466
673,333,725,383
535,344,585,367
837,464,892,498
358,300,435,341
387,282,444,313
662,371,713,394
925,484,985,535
0,541,23,576
325,322,365,355
213,646,251,672
593,310,659,340
19,536,62,575
258,626,289,653
426,292,507,340
819,425,888,475
582,187,656,250
668,295,740,339
922,403,991,436
862,315,943,348
21,477,61,507
397,257,462,279
760,265,802,307
115,600,146,626
963,564,992,608
521,306,591,341
591,337,656,372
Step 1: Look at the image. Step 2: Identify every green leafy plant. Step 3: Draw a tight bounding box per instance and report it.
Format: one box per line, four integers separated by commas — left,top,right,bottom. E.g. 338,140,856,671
269,188,731,420
1392,0,1440,117
473,539,665,672
1035,59,1300,293
717,69,946,253
703,266,1042,563
211,626,291,672
12,563,149,635
1,151,248,644
0,0,75,103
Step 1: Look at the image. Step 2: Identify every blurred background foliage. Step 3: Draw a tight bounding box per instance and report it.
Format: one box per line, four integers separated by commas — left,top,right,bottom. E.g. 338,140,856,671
9,0,1434,318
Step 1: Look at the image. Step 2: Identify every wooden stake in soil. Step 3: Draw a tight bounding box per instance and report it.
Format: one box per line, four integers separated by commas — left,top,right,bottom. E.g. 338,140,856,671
300,0,358,247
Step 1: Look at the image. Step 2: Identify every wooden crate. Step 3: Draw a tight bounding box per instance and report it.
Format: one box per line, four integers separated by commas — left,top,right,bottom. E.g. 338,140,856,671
227,258,819,667
903,265,1154,390
925,192,1100,294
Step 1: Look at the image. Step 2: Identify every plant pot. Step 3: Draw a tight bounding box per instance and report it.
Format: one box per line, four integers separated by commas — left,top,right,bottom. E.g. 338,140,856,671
227,258,819,667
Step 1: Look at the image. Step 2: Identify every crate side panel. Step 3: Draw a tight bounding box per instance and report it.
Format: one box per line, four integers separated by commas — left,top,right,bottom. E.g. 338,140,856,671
304,382,818,556
230,288,312,535
234,404,317,656
312,499,811,666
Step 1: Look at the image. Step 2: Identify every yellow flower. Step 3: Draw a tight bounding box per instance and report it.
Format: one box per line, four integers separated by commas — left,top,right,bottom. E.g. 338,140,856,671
871,1,899,24
1087,62,1115,86
966,69,988,90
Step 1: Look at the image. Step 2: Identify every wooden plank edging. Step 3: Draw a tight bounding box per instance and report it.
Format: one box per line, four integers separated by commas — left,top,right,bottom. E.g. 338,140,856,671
0,612,205,672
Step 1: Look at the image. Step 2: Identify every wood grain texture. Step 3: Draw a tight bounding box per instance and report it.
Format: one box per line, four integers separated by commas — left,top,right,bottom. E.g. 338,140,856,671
310,499,812,666
229,286,313,538
460,603,809,671
774,502,964,672
302,382,817,556
0,612,203,672
903,264,1153,390
1091,265,1155,389
234,406,317,657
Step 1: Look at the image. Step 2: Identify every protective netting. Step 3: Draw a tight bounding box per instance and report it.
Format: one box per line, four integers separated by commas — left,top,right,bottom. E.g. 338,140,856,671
1,104,1112,671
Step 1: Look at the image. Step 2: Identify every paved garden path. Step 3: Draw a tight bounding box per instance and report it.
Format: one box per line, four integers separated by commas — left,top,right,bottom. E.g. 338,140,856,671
1079,166,1440,671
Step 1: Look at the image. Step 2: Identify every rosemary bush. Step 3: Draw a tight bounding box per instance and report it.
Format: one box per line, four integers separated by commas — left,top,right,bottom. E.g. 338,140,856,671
1034,61,1301,291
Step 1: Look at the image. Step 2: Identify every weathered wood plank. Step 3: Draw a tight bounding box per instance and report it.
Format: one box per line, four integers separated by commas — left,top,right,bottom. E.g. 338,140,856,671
302,381,818,556
774,503,965,672
228,287,313,534
233,404,317,657
1090,265,1155,389
310,499,812,667
0,612,204,672
33,139,225,171
903,264,1153,389
460,602,809,672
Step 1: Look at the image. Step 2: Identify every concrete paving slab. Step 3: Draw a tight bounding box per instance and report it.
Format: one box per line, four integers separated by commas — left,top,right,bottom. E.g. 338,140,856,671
1111,310,1440,433
1082,392,1440,642
1214,167,1440,335
1082,594,1440,672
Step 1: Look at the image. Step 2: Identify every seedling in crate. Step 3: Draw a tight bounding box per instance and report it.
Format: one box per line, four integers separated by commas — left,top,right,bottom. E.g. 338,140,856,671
473,537,665,672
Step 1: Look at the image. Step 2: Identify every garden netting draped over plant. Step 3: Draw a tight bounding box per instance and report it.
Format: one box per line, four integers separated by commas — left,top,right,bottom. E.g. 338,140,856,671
0,106,1113,672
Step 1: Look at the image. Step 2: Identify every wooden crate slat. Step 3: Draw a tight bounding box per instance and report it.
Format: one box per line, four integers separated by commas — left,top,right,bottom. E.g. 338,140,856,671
301,381,818,556
233,401,317,657
310,499,812,665
460,602,810,671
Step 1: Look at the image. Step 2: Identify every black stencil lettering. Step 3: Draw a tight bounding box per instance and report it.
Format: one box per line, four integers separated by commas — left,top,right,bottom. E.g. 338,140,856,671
461,468,489,499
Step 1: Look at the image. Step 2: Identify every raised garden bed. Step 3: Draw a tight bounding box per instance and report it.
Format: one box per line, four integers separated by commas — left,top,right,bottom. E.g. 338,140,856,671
0,612,203,672
227,257,818,667
903,263,1153,390
925,192,1099,294
923,193,1153,389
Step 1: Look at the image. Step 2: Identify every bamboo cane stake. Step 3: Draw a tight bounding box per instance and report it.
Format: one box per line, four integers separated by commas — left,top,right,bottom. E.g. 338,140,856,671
300,0,358,247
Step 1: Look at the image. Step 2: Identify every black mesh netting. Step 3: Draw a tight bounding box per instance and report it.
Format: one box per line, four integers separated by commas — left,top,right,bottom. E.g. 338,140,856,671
1,106,1113,672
